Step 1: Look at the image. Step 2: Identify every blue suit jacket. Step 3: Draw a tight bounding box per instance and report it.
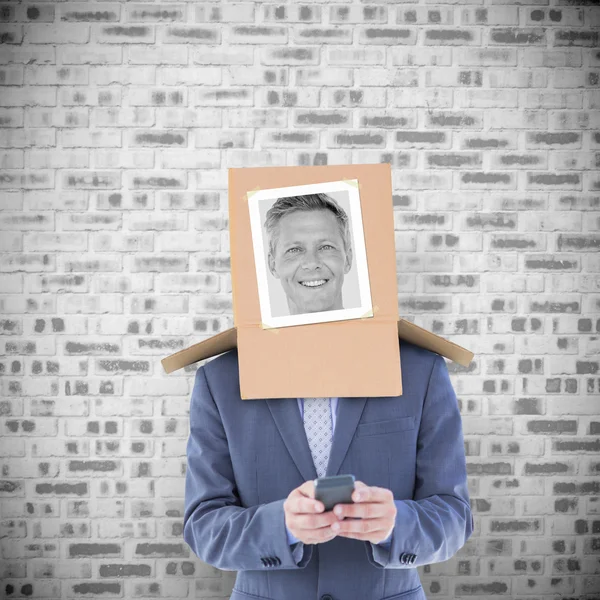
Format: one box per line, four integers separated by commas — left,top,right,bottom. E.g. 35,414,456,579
285,398,394,558
183,342,473,600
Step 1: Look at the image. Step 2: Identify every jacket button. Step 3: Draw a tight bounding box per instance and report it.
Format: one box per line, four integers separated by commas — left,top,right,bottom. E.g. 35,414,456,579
321,595,333,600
409,554,416,565
274,556,281,565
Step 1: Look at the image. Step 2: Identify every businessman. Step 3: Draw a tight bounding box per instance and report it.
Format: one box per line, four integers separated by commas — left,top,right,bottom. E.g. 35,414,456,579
264,193,353,315
183,342,474,600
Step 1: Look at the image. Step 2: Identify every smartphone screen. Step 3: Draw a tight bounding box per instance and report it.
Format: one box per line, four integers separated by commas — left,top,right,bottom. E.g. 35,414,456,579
314,474,355,512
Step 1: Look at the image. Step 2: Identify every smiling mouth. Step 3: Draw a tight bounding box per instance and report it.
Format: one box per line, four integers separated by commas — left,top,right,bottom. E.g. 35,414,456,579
300,279,329,288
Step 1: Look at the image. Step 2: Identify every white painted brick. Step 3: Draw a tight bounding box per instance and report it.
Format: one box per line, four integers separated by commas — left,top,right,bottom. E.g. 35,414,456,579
1,7,598,598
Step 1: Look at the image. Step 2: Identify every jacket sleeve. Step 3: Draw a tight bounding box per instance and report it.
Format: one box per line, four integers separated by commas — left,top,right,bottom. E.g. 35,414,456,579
365,354,474,569
285,525,306,564
183,366,313,571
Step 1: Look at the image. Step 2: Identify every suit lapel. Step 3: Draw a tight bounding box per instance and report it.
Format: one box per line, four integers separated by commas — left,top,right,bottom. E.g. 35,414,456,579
266,397,368,483
266,398,316,483
327,397,367,477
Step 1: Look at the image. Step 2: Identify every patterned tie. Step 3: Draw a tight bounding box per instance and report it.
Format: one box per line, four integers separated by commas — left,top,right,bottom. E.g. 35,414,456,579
303,397,332,478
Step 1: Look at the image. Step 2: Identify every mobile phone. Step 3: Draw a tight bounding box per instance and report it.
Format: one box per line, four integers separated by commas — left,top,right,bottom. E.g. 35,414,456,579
314,474,355,512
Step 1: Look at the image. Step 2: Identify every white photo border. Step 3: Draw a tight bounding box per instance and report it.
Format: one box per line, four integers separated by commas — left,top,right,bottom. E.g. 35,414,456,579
248,179,373,329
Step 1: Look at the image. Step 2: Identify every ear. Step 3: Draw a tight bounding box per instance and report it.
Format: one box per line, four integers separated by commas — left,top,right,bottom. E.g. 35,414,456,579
268,252,279,279
344,245,353,274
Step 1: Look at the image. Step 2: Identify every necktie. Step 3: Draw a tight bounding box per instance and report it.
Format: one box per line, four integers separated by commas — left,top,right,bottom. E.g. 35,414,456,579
303,397,332,479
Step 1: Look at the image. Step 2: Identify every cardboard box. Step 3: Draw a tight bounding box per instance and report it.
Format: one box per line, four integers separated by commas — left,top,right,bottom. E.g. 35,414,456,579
161,163,473,399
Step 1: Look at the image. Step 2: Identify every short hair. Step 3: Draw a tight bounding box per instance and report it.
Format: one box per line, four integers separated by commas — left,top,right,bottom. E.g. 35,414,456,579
264,193,352,258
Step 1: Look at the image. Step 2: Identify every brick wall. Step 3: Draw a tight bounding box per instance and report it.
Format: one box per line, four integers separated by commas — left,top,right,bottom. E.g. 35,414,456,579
1,0,599,598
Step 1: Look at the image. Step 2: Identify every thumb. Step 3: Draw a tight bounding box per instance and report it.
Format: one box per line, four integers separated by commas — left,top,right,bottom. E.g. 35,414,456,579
297,479,316,499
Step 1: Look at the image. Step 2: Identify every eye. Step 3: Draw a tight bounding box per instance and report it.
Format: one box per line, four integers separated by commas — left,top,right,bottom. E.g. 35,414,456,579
286,247,301,254
321,244,335,250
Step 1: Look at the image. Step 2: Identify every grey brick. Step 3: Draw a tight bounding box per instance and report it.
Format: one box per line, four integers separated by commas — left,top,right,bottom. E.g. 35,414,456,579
2,7,599,598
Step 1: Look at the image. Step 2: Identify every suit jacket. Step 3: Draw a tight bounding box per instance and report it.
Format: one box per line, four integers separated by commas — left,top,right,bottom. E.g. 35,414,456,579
285,398,393,554
183,341,474,600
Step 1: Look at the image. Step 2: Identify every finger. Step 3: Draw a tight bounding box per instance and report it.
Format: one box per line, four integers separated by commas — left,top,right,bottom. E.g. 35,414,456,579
333,501,387,520
293,522,339,544
352,485,392,504
306,529,338,545
292,495,324,515
331,516,387,535
334,530,377,541
295,480,316,499
317,529,338,543
294,510,339,530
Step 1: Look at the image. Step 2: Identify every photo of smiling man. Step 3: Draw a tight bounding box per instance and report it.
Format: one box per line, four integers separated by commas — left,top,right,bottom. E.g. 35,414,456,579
266,194,352,315
248,180,373,329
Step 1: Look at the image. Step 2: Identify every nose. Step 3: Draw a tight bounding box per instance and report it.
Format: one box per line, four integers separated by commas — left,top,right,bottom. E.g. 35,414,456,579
301,248,321,270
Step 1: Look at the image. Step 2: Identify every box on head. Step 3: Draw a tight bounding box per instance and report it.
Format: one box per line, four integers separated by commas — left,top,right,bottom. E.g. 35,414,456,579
162,163,473,399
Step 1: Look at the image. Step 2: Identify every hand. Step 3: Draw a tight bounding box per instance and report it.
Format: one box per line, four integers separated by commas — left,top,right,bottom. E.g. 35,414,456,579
283,480,341,545
329,480,397,544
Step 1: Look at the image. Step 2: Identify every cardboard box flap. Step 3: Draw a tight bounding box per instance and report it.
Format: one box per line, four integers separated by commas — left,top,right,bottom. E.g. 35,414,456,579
160,320,473,375
161,327,237,375
397,318,473,367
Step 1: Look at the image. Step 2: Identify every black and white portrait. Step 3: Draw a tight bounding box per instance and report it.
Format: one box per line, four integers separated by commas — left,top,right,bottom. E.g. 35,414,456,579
248,180,373,329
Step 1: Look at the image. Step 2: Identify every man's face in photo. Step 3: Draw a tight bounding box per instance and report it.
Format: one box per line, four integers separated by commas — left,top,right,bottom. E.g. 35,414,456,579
268,208,352,315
